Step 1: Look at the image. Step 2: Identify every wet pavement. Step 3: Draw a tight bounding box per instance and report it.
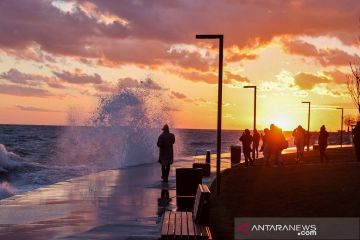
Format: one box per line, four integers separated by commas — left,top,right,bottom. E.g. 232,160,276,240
0,154,221,239
0,145,348,239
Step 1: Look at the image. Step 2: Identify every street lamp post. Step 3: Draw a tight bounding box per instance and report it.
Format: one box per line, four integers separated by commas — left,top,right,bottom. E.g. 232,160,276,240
196,34,223,195
302,101,311,151
336,107,344,147
244,86,257,160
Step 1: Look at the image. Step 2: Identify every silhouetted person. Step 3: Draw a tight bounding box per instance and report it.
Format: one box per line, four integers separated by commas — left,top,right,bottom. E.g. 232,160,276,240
269,124,287,166
260,128,271,165
157,124,175,182
253,129,261,159
352,121,360,162
318,125,329,162
292,125,306,163
305,131,311,151
240,129,253,167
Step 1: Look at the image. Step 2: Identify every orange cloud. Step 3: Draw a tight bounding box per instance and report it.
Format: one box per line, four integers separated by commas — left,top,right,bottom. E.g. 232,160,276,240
323,70,348,84
294,72,329,90
225,71,250,83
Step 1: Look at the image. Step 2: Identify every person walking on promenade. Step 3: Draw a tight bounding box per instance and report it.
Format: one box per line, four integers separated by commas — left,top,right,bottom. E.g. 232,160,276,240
260,128,271,166
157,124,175,182
240,129,253,167
352,121,360,162
318,125,329,162
269,124,288,166
292,125,306,163
253,129,261,159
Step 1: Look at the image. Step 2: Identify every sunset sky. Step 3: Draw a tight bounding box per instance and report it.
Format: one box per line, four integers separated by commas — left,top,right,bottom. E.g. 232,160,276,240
0,0,360,131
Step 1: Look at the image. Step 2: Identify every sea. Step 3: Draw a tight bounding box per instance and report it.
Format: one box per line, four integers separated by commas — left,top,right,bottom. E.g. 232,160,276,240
0,124,351,200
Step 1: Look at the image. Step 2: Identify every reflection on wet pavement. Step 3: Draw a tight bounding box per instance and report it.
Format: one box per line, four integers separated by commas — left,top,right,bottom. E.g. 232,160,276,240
0,163,179,239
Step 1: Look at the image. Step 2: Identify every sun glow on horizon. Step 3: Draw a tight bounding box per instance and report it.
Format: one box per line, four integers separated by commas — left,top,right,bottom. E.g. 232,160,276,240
265,114,296,131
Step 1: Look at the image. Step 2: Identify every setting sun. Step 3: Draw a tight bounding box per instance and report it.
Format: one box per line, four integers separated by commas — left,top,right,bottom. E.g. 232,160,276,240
264,114,295,131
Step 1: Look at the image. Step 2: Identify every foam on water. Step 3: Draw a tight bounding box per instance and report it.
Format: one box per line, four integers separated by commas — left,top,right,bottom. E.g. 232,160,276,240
0,144,22,198
0,143,22,172
55,84,180,171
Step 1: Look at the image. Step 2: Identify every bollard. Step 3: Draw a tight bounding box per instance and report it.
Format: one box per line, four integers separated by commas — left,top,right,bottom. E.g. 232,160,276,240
193,150,211,177
230,145,241,167
205,150,211,164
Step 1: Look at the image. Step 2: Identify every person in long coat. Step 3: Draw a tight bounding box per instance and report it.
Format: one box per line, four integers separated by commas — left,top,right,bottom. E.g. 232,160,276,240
269,124,287,166
157,124,175,182
318,125,329,162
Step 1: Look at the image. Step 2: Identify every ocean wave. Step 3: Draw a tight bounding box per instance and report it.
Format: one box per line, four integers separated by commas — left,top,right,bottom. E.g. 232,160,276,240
0,144,23,172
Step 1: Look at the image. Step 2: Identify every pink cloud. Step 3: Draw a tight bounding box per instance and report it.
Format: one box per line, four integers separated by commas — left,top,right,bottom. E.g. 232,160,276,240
170,91,187,99
1,0,360,86
53,69,103,84
0,84,52,97
15,105,62,112
282,39,359,66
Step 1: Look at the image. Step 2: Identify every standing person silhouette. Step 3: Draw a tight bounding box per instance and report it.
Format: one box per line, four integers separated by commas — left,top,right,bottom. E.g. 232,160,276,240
260,128,271,166
318,125,329,162
240,129,253,167
157,124,175,182
253,129,261,159
269,124,287,166
352,121,360,162
292,125,306,163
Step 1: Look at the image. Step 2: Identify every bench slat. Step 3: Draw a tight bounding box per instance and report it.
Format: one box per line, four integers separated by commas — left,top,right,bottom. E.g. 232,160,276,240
187,212,195,237
206,226,213,240
202,184,210,193
193,220,202,238
161,211,170,236
174,212,182,236
168,211,175,237
181,211,188,237
193,184,203,222
200,225,210,240
161,184,211,239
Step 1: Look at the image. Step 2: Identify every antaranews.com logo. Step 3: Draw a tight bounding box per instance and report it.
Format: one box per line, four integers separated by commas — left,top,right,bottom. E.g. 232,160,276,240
235,218,359,240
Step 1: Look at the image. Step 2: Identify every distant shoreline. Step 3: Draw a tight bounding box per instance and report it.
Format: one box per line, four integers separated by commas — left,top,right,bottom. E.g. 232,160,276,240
0,123,351,133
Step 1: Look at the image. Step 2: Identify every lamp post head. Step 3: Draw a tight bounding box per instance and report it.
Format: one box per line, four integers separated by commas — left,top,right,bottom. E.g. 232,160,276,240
244,85,256,89
195,34,223,39
301,101,310,104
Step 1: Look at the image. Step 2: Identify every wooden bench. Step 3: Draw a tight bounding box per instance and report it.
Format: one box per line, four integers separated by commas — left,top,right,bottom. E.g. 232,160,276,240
160,184,212,240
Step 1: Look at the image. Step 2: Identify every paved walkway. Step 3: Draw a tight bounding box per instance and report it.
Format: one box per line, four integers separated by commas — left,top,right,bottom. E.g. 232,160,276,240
0,163,175,239
0,145,350,239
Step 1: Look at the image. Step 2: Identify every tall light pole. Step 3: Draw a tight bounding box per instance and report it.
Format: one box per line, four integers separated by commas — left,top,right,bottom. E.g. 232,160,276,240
196,34,223,195
336,107,344,147
244,86,257,160
302,101,311,151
